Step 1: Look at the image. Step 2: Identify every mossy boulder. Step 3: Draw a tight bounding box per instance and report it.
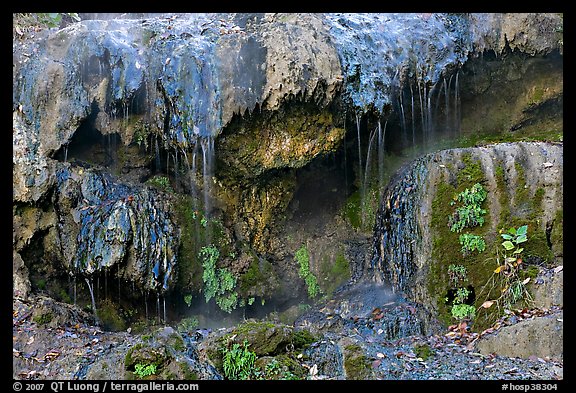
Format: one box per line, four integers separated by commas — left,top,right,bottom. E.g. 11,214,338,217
342,342,373,380
124,326,218,380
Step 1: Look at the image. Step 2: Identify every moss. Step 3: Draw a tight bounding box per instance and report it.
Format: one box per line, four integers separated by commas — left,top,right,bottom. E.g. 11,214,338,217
257,355,305,380
165,332,186,353
520,265,540,281
34,278,47,291
177,363,198,380
549,208,563,257
97,299,127,332
33,312,53,325
428,159,494,329
414,343,433,361
319,251,350,297
292,329,316,351
228,321,293,356
343,190,362,229
124,343,168,372
172,195,203,292
238,255,275,299
343,344,371,380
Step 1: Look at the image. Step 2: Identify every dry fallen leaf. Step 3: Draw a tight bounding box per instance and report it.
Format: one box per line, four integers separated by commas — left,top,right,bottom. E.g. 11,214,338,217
481,300,494,309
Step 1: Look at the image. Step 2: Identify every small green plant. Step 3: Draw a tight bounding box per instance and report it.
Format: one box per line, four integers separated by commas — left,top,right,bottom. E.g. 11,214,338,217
294,246,321,299
176,316,199,333
459,233,486,255
447,264,467,286
134,363,157,379
449,183,487,233
183,294,193,307
222,340,258,380
146,176,173,192
478,225,534,322
451,303,476,320
200,245,239,313
446,265,475,323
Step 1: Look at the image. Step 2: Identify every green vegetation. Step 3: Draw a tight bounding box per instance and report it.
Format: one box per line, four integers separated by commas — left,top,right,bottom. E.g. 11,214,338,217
449,183,487,233
294,245,321,299
33,312,53,325
414,343,433,361
459,233,486,255
477,225,533,319
222,340,258,380
14,13,80,31
176,316,199,333
446,264,475,323
145,176,173,193
343,344,371,380
183,294,193,307
134,363,157,379
97,299,127,332
319,252,351,297
200,245,239,313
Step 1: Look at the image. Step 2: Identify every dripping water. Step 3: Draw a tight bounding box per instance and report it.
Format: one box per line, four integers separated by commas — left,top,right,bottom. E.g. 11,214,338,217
410,83,416,148
144,291,148,320
155,135,161,173
454,71,460,136
156,293,161,324
174,148,179,188
201,136,214,244
85,276,98,325
377,120,386,200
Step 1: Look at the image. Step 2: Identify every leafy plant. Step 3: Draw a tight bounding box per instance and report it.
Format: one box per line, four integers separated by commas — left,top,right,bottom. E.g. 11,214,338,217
451,303,476,320
183,294,193,307
478,225,534,319
447,264,467,286
459,233,486,255
294,246,321,299
446,265,475,323
145,176,173,192
200,245,239,313
134,363,157,378
222,340,258,380
449,183,487,233
176,316,199,333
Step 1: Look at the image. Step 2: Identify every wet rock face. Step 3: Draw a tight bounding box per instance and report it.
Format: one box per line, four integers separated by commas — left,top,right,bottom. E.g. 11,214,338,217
468,13,563,56
12,12,563,317
50,164,179,293
371,142,563,322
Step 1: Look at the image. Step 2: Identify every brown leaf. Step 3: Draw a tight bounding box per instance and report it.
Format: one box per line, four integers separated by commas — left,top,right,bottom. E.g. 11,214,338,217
481,300,494,309
372,359,381,369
